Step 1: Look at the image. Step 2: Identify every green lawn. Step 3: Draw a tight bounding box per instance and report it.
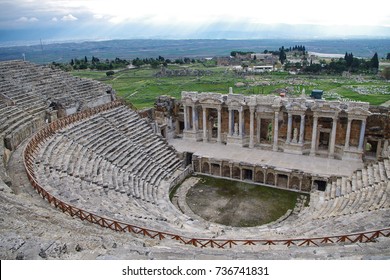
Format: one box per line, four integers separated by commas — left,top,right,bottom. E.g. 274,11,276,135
71,65,390,108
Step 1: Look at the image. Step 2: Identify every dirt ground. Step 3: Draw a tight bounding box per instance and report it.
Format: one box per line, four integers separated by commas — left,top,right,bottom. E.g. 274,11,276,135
185,176,299,227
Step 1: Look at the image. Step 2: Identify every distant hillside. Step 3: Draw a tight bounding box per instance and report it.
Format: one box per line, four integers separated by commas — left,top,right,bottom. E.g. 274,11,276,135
0,39,389,64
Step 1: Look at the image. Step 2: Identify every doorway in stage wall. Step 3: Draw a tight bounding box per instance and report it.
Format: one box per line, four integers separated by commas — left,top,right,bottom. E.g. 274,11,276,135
318,131,330,150
314,180,327,191
242,169,253,181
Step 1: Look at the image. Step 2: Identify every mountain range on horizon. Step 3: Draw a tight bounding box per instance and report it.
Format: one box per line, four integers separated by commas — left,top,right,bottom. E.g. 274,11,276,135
0,38,389,64
1,22,390,47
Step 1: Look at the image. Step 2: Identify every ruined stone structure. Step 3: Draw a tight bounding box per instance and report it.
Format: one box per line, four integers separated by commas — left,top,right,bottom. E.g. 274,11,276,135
0,60,115,187
180,91,387,160
1,61,390,259
162,91,388,191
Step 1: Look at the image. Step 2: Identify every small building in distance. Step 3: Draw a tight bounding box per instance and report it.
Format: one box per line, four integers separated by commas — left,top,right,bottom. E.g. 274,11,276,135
250,65,274,73
250,53,276,64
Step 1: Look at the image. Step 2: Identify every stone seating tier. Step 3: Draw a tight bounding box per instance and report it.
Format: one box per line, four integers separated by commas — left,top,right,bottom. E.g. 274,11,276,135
33,105,186,230
0,60,115,159
28,102,390,242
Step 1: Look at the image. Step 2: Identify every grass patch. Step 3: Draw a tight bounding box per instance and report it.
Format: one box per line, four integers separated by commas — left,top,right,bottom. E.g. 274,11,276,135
71,66,390,108
185,175,300,227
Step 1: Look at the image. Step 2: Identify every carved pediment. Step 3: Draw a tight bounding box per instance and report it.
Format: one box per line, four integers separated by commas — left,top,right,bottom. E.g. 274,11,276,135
285,101,307,112
181,91,198,99
226,100,245,107
347,106,371,116
256,95,278,105
199,98,223,106
246,95,257,106
226,94,246,106
346,101,371,116
198,92,224,104
311,100,341,113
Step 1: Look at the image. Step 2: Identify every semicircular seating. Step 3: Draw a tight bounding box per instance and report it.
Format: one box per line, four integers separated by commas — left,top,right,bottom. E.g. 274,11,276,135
1,60,389,252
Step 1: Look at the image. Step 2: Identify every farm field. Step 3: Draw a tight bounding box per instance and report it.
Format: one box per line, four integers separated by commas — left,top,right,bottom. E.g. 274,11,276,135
71,64,390,109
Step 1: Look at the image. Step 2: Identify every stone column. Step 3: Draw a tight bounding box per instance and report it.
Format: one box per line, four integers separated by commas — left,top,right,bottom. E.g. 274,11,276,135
249,107,255,148
257,114,261,143
383,140,389,157
192,105,197,132
299,114,305,144
202,107,207,142
228,108,232,136
310,114,318,156
273,111,279,151
329,116,338,158
239,107,243,138
358,119,366,151
217,107,222,143
286,113,293,144
183,105,188,131
344,118,352,150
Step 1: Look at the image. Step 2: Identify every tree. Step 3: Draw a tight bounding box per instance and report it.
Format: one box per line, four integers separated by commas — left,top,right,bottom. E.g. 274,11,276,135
279,46,286,65
150,60,160,69
132,57,144,67
371,52,379,70
344,52,354,68
387,53,390,60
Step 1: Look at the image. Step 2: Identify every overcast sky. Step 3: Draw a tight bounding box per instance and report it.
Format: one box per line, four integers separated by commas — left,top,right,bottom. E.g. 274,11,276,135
0,0,389,42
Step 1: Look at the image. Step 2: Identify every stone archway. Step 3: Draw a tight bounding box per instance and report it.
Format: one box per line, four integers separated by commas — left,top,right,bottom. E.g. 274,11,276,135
222,165,230,178
255,170,264,183
277,174,288,188
290,176,300,190
232,166,241,179
242,169,253,181
211,163,220,176
266,172,275,185
202,162,210,174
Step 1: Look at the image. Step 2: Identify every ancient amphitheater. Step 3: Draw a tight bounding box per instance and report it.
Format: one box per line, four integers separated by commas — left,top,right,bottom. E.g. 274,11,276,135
0,60,389,260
